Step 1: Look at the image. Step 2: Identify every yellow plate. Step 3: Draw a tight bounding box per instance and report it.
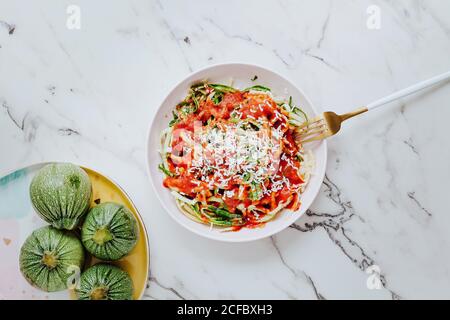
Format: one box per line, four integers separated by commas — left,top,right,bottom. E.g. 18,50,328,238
0,163,149,300
83,167,149,300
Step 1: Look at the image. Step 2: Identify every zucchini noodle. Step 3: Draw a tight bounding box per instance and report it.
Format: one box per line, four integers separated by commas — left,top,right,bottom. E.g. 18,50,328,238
157,82,315,231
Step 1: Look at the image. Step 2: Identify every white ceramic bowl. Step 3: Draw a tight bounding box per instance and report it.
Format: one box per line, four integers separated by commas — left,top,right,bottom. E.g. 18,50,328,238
146,63,327,242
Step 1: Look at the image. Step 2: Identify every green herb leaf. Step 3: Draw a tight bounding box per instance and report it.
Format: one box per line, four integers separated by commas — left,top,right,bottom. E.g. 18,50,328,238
169,110,179,127
191,95,200,111
208,206,238,219
179,103,198,117
242,172,252,183
190,82,206,90
249,183,263,201
158,163,174,177
292,106,308,121
193,202,200,213
212,92,223,105
210,84,236,93
210,219,234,226
243,85,271,92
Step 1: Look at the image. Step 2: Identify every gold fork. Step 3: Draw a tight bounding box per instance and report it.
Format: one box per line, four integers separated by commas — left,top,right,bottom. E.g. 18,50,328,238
296,70,450,144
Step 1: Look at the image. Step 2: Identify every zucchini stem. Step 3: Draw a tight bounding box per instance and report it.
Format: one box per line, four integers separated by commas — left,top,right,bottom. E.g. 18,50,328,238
41,251,58,269
92,227,113,245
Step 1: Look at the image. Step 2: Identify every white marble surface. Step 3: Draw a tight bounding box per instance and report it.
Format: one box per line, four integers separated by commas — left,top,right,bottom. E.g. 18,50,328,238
1,0,450,299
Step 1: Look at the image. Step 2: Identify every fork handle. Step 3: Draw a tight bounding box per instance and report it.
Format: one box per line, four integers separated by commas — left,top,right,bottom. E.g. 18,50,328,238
340,107,368,121
367,70,450,110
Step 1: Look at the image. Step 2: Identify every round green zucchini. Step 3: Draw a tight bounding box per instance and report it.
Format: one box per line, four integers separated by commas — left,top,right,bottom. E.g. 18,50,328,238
76,264,134,300
81,202,138,260
19,226,85,292
30,163,92,230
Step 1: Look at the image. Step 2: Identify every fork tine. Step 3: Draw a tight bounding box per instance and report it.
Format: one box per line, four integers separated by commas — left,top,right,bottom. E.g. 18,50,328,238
295,121,309,131
295,106,367,144
300,132,329,144
296,122,326,136
297,121,327,137
297,127,327,142
295,119,325,134
295,115,323,130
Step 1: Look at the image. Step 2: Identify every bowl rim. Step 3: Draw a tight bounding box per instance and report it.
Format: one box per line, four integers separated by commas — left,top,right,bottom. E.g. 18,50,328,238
0,161,150,300
145,62,327,242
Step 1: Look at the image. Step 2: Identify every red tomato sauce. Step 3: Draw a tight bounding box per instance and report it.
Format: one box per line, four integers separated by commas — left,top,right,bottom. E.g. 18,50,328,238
163,88,305,229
